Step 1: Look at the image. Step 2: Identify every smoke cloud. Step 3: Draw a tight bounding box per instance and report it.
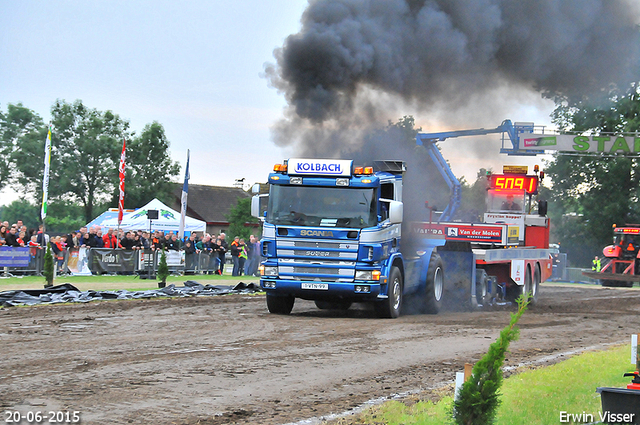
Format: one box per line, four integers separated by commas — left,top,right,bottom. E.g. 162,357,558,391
266,0,640,159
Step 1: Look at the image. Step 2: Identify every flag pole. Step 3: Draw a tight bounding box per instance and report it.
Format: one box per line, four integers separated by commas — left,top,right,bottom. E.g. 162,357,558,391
41,124,52,233
117,138,126,239
178,149,190,241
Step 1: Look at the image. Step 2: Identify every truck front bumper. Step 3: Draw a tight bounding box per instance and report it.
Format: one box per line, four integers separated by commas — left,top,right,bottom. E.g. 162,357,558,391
260,278,386,301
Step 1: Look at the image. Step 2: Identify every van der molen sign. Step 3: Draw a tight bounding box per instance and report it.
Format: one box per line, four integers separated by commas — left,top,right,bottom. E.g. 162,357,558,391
523,134,640,154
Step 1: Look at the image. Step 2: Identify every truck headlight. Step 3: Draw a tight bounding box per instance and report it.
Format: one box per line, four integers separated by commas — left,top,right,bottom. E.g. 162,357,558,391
260,265,278,277
356,270,381,281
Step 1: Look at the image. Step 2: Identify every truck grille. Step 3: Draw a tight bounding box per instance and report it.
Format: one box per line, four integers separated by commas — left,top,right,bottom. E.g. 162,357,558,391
276,238,358,281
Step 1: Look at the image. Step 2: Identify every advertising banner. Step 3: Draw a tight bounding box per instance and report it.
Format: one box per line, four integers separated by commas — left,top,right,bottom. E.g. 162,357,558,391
0,247,30,267
67,247,92,276
91,249,137,273
522,134,640,154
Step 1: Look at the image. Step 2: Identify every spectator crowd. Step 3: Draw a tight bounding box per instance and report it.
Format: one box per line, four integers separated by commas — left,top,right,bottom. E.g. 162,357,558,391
0,220,261,277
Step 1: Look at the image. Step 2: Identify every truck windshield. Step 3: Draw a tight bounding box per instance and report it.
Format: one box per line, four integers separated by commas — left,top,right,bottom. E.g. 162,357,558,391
267,185,377,228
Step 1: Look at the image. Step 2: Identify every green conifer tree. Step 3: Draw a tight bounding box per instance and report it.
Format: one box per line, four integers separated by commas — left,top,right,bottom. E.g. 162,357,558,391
157,248,169,287
43,245,54,288
453,296,530,425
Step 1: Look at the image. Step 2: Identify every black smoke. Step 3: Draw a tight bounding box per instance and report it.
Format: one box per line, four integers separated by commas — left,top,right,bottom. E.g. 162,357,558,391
264,0,640,227
266,0,640,157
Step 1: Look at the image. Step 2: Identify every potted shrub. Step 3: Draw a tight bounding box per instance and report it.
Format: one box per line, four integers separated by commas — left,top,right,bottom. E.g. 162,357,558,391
157,248,169,288
43,245,54,288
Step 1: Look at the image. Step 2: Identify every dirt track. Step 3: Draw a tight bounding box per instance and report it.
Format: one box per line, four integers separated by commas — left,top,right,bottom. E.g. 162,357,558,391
1,284,639,425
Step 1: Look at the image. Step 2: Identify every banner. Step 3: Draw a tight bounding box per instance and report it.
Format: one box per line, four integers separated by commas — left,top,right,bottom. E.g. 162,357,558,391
179,150,190,240
91,248,137,273
522,134,640,154
67,247,92,276
41,126,52,220
0,247,31,267
118,139,126,225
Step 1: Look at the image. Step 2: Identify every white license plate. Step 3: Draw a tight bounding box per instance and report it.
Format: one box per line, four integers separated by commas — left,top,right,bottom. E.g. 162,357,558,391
301,283,329,290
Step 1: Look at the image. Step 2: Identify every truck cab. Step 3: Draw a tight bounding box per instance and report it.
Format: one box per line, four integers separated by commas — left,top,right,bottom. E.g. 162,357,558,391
253,159,408,317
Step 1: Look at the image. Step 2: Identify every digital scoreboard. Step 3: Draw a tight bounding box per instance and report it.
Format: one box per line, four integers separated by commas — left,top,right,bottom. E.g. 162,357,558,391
490,174,539,194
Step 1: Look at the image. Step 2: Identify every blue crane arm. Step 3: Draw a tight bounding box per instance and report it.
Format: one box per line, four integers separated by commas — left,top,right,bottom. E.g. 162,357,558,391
415,120,532,222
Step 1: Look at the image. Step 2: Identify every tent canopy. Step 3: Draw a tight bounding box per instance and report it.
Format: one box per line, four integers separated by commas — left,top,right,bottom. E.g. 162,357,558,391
99,199,206,233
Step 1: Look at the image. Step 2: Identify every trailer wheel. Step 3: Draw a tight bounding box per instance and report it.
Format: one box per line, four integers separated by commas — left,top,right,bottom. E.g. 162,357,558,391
508,266,532,303
531,264,541,305
375,266,403,318
423,253,444,314
315,300,352,310
470,269,488,310
266,294,295,315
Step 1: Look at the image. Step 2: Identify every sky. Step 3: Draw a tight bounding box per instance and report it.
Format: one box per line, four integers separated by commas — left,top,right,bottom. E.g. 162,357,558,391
0,1,558,208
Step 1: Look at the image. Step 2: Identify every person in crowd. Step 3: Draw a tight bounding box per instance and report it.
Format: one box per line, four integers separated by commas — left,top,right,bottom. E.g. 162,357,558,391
245,235,261,277
140,231,151,249
36,224,49,246
16,231,27,247
214,236,226,274
237,238,248,276
50,235,65,273
132,233,144,249
103,228,121,249
120,231,137,250
230,236,240,275
0,224,7,241
28,234,40,269
95,229,105,248
183,233,198,272
217,233,229,275
196,234,216,274
5,227,20,247
151,231,164,250
165,233,181,251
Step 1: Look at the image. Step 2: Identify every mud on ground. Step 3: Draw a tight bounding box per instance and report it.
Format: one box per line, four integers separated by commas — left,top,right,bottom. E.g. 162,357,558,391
1,284,638,425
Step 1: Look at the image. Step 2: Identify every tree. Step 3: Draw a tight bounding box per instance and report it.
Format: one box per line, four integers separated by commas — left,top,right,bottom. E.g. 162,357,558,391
453,296,529,425
226,197,260,241
1,103,46,192
3,100,180,225
43,245,54,288
545,84,640,266
0,199,40,231
157,248,169,288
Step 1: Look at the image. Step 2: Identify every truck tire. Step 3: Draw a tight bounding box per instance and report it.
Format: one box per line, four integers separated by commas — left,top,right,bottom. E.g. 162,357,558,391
375,266,403,318
508,266,532,303
266,294,295,315
423,253,444,314
470,269,489,310
315,300,352,310
530,264,540,305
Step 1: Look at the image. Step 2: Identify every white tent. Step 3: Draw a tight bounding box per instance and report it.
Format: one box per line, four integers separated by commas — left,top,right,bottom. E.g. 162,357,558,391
100,198,206,233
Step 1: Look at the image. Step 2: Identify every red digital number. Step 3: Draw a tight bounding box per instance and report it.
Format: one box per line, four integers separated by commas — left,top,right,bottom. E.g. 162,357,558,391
492,175,538,193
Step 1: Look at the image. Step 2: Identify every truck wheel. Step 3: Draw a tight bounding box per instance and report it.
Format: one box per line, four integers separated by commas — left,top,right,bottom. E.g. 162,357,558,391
470,269,488,310
266,294,295,315
508,266,532,303
315,300,352,310
530,264,541,305
423,253,444,314
375,266,403,318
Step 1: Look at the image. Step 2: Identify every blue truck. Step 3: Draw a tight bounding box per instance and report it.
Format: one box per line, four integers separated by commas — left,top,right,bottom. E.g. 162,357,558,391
251,122,552,318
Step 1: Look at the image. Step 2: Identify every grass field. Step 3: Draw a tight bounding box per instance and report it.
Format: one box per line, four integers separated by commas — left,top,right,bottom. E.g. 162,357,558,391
341,344,635,425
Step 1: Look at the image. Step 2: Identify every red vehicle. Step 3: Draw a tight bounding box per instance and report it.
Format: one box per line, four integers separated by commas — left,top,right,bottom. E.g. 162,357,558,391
585,225,640,287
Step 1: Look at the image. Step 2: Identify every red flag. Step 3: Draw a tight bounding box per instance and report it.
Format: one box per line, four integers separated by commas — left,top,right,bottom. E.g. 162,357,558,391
118,139,126,225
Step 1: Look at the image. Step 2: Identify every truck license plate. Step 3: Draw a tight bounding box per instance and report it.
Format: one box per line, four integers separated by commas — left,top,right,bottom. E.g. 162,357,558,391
301,283,329,290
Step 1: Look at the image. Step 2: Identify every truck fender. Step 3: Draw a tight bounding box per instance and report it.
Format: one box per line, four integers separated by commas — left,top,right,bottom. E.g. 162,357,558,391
381,252,404,282
603,245,620,258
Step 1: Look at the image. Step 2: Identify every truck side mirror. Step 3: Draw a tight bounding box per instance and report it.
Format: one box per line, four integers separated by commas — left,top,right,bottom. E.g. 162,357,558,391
251,195,261,218
388,200,403,224
538,200,548,216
